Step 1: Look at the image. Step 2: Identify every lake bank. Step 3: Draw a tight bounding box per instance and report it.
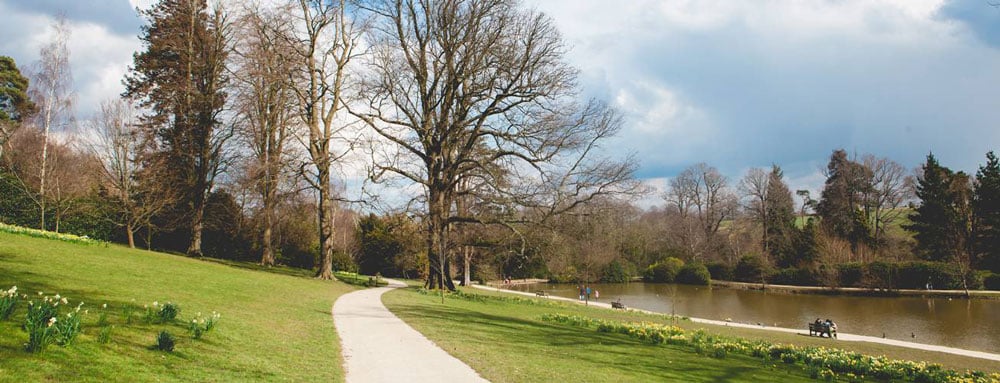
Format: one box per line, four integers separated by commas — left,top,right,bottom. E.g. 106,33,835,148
473,283,1000,364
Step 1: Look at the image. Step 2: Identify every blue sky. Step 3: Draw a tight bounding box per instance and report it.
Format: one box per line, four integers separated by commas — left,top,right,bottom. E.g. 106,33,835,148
2,0,998,206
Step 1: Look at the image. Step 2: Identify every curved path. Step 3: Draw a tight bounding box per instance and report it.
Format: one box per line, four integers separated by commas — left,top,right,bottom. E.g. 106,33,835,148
333,279,489,383
472,284,1000,362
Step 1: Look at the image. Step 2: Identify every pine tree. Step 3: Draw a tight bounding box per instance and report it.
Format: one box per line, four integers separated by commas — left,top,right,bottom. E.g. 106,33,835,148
907,153,969,262
816,149,871,249
124,0,230,256
0,56,37,158
974,151,1000,272
764,165,797,267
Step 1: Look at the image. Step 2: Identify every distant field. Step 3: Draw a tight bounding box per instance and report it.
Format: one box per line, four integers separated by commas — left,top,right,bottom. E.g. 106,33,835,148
0,232,354,382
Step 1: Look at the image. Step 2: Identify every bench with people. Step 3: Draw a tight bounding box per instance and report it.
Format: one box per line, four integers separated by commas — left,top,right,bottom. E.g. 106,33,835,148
535,290,549,297
611,299,626,310
808,318,838,338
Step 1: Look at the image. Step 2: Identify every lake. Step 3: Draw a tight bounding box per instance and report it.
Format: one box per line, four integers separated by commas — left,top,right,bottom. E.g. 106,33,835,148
510,282,1000,353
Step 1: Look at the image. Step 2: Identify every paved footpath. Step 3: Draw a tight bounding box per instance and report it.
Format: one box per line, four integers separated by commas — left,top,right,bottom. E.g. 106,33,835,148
473,284,1000,363
333,279,490,383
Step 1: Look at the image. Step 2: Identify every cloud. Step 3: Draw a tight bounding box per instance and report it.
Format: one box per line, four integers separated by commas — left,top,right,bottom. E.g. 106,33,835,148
938,0,1000,48
4,0,141,35
527,0,1000,188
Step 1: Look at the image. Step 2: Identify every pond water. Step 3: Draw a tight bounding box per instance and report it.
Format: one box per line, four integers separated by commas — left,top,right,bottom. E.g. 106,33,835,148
510,282,1000,353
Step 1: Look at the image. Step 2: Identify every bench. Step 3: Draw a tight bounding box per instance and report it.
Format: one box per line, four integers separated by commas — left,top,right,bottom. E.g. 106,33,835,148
611,300,626,310
808,322,836,338
535,291,549,297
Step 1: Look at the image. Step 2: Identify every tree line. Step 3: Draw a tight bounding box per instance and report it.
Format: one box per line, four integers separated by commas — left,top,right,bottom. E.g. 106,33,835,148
0,0,638,288
2,1,998,292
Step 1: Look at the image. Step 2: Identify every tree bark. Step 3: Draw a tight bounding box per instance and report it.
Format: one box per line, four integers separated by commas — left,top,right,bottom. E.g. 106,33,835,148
315,164,335,279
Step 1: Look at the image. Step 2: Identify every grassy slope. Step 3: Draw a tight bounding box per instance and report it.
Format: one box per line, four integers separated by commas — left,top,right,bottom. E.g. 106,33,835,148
383,288,1000,383
0,232,354,382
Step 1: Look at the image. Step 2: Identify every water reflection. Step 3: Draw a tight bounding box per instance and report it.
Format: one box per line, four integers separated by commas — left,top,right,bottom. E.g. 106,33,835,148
511,282,1000,353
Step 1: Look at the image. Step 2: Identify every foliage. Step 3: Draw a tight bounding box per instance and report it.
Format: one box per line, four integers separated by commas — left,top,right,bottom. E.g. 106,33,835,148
540,313,999,383
706,262,734,281
144,301,179,324
23,292,85,352
675,263,711,285
0,55,36,123
187,311,220,339
907,153,971,262
644,257,684,283
600,260,630,283
0,285,20,320
734,255,769,283
155,330,175,352
974,151,1000,273
984,272,1000,290
768,267,820,286
765,166,799,267
835,263,865,287
817,149,872,248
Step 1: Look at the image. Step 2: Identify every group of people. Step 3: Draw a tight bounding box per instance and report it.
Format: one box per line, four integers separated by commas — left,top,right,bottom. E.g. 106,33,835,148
577,284,599,301
814,318,838,338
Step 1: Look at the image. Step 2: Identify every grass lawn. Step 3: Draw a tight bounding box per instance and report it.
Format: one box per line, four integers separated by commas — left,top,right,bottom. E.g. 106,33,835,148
383,287,1000,382
0,232,355,382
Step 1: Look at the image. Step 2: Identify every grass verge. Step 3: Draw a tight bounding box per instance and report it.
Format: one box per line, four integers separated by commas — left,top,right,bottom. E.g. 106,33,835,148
382,287,1000,382
0,231,354,382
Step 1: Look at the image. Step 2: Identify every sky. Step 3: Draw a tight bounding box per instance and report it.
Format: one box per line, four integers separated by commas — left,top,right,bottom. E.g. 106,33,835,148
1,0,999,208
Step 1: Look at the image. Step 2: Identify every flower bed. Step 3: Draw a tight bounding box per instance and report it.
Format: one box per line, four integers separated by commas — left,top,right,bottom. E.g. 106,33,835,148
540,313,999,383
0,223,105,246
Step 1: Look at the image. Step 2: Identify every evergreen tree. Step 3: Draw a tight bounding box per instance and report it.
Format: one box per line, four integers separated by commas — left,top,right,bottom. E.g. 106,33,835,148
907,153,970,262
816,149,871,249
124,0,230,256
974,151,1000,272
764,165,797,267
0,56,37,162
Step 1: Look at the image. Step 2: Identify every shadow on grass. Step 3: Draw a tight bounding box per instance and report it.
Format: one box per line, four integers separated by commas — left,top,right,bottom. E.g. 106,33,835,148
388,294,810,383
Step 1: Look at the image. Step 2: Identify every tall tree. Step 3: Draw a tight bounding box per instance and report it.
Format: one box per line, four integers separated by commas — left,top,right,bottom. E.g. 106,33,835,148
232,3,296,266
740,167,769,254
0,56,36,157
973,151,1000,272
355,0,638,290
283,0,363,279
817,149,871,250
124,0,231,256
764,165,796,267
28,18,75,231
861,154,910,245
907,153,971,262
667,163,735,261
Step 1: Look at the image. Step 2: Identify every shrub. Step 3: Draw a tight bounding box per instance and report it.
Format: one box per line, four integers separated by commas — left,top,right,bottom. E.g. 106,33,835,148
768,267,820,286
706,262,734,281
734,255,769,283
676,263,711,286
155,330,175,352
145,301,179,323
644,257,684,283
600,260,630,283
984,272,1000,291
836,263,864,287
863,261,897,290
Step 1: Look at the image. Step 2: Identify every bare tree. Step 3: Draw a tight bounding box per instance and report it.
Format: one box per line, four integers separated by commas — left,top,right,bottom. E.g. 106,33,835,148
862,154,911,244
354,0,638,290
666,163,735,261
88,98,173,247
232,3,298,266
739,167,769,253
28,17,75,230
282,0,365,279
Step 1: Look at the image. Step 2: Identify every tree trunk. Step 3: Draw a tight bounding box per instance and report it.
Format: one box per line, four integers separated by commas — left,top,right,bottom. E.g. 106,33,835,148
463,246,472,287
187,193,205,257
126,222,136,249
260,183,275,266
315,165,334,279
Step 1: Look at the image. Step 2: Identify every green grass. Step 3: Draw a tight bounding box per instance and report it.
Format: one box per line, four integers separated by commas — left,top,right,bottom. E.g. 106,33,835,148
383,288,1000,382
0,231,355,382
